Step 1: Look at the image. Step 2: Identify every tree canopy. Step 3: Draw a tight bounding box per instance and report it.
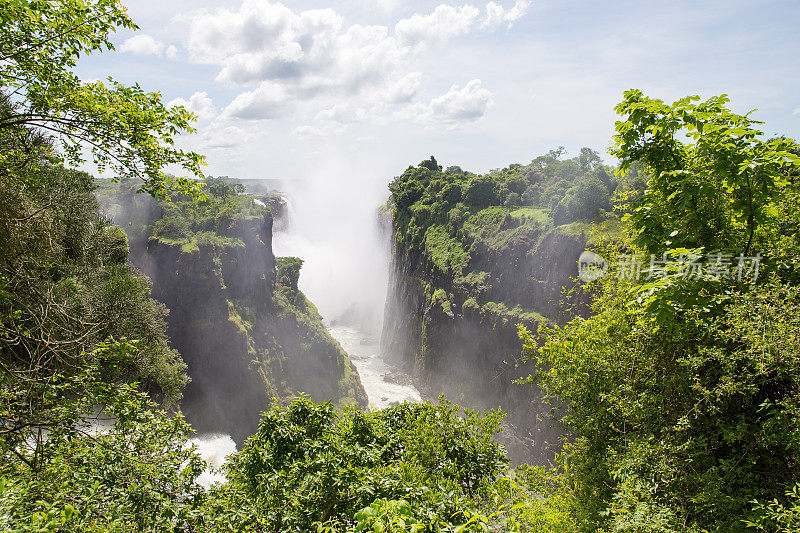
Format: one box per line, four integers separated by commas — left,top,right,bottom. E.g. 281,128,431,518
0,0,204,197
611,90,799,255
522,91,800,532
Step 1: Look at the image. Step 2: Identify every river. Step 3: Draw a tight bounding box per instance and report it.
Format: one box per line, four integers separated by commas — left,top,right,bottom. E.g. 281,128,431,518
327,324,421,408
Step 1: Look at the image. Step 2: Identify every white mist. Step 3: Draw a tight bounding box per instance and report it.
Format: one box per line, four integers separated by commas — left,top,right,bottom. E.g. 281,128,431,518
271,161,391,334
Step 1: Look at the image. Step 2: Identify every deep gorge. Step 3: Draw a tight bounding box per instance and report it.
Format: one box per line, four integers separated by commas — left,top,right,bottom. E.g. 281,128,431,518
105,162,597,465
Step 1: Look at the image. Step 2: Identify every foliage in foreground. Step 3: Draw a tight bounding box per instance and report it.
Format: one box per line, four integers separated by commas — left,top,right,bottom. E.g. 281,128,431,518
0,0,204,197
0,145,188,481
0,343,205,533
1,391,578,532
521,90,800,532
195,396,575,533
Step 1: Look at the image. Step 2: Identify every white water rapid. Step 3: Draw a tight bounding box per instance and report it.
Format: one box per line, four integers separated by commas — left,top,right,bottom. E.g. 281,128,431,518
188,434,237,489
327,325,421,408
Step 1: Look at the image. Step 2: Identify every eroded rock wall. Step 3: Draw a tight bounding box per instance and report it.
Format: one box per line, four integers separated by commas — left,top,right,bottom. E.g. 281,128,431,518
381,226,587,464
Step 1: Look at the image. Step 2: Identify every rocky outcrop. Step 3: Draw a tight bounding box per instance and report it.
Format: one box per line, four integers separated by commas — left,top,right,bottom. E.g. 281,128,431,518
134,212,366,445
381,224,587,465
254,194,288,230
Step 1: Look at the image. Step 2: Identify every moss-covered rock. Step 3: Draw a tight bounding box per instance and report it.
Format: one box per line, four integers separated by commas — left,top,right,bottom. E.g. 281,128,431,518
101,182,366,445
382,152,627,465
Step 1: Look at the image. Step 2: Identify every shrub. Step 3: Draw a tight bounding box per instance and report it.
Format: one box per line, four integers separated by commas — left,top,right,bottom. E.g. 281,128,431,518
420,155,441,172
463,175,496,207
153,215,190,239
411,203,432,224
521,184,540,206
394,180,424,210
100,225,129,265
439,182,462,204
202,397,508,531
569,174,610,221
276,256,304,293
504,192,521,207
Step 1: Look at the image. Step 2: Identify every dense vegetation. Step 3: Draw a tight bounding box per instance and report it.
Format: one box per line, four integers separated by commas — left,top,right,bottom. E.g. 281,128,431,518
0,0,201,529
3,1,800,532
389,144,632,246
521,91,800,532
387,146,633,328
195,397,575,532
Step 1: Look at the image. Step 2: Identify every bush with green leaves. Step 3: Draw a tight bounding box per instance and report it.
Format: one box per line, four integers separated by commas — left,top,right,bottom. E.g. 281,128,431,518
0,342,205,533
0,0,204,198
745,484,800,532
439,182,463,204
149,175,265,243
100,225,129,265
198,397,509,531
0,156,187,409
523,276,800,532
276,256,305,293
520,91,800,532
463,176,496,207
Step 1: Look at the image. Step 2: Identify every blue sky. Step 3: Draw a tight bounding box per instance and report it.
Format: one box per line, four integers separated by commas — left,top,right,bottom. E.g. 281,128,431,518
77,0,800,181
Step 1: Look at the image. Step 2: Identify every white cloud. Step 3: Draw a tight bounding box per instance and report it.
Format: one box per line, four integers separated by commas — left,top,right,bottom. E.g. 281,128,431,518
506,0,531,21
394,5,481,47
291,123,343,138
483,0,531,28
187,1,410,101
384,72,422,104
202,124,249,148
413,79,494,125
373,0,401,13
185,1,526,123
291,125,322,138
222,82,292,120
167,91,216,120
120,34,180,59
794,107,800,115
120,34,165,56
186,2,343,70
291,124,326,138
315,104,366,124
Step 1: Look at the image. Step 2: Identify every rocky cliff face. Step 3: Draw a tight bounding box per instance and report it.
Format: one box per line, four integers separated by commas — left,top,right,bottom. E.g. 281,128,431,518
134,213,366,444
381,222,588,465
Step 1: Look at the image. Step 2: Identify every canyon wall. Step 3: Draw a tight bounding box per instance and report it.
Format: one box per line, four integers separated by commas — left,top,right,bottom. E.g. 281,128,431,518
382,215,589,464
111,194,366,445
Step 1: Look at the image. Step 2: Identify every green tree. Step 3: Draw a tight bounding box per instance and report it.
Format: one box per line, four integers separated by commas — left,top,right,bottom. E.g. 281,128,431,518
276,256,304,294
522,91,800,532
578,147,602,172
420,155,441,172
199,397,511,532
0,3,199,514
0,159,187,457
100,225,129,265
439,182,463,204
463,175,496,207
0,343,204,532
206,177,246,199
0,0,204,197
568,174,610,222
611,90,798,255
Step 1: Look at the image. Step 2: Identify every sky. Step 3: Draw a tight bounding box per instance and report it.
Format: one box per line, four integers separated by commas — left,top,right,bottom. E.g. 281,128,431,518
77,0,800,182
